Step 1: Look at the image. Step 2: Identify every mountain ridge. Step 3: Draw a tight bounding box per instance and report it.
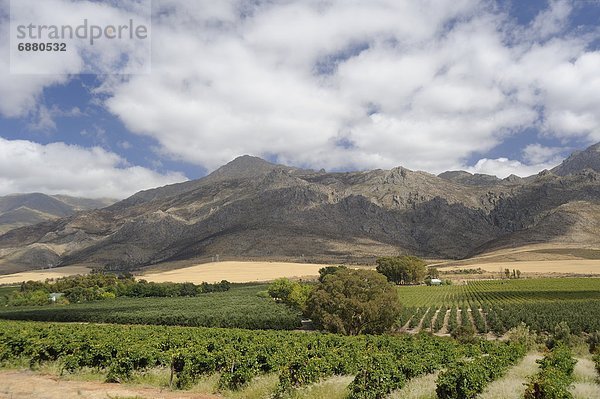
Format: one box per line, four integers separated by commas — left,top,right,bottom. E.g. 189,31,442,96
0,193,115,236
0,143,598,274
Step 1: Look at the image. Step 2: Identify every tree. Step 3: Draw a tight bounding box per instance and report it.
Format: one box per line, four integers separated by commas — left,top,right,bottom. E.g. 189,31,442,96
306,269,401,335
318,265,347,282
375,256,427,285
267,278,313,313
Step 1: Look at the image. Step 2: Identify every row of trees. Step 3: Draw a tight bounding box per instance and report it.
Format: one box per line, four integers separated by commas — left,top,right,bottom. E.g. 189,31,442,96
375,256,429,285
504,268,522,279
7,274,230,306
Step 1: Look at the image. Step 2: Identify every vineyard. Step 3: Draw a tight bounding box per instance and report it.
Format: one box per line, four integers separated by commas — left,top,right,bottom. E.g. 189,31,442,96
0,285,301,330
0,320,525,399
397,278,600,335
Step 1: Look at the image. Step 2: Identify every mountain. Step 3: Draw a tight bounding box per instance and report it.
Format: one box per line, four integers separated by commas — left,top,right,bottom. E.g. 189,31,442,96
0,194,115,235
438,171,502,186
0,143,599,274
552,143,600,176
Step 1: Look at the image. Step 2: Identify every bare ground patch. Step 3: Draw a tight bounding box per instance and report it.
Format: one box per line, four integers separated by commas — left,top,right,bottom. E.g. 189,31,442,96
0,370,219,399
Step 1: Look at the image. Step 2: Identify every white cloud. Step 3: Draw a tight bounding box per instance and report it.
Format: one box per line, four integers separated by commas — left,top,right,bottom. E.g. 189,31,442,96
468,143,566,178
523,143,565,164
28,105,83,132
100,0,600,175
0,138,186,198
468,157,561,178
0,0,149,117
1,0,599,176
529,0,572,40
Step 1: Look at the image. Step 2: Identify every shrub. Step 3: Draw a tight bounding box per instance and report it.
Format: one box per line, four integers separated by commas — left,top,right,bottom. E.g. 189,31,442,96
524,343,576,399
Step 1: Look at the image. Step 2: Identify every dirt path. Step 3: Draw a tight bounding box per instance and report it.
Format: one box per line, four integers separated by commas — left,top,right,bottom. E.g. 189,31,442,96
0,370,220,399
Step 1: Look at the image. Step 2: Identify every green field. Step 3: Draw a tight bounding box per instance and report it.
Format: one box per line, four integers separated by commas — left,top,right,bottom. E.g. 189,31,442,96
2,278,600,335
0,285,301,330
397,278,600,335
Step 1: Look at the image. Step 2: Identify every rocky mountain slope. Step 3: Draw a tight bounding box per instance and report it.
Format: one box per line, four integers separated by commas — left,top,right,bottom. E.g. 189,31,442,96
0,144,599,274
0,194,115,235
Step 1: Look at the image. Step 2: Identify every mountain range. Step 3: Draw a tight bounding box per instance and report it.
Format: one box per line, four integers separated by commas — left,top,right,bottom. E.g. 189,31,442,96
0,143,599,274
0,193,115,235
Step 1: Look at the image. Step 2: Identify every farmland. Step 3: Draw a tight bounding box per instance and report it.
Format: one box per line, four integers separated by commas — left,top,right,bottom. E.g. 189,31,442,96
2,277,600,335
0,285,301,330
0,320,522,399
397,278,600,335
0,266,91,285
1,275,599,398
141,261,329,283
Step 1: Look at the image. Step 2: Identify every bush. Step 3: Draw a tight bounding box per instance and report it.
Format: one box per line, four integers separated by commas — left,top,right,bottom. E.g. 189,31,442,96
524,344,575,399
547,321,571,349
347,352,406,399
507,323,538,349
586,331,600,354
451,324,477,344
436,342,526,399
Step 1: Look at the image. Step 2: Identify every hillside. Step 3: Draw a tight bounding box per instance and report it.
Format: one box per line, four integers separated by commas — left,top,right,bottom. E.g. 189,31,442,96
0,143,599,274
0,193,115,235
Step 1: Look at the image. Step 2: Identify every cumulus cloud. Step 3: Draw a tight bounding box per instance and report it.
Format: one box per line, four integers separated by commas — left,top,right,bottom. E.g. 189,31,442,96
99,0,600,174
523,143,565,164
1,0,599,177
468,157,561,178
0,138,186,198
0,0,149,117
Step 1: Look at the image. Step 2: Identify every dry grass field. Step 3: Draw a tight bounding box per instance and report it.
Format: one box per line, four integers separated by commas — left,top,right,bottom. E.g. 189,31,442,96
1,245,599,285
443,259,600,275
434,244,600,276
0,266,91,285
141,261,331,283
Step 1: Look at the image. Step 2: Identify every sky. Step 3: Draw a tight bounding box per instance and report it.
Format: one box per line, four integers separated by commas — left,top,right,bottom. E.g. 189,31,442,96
0,0,599,199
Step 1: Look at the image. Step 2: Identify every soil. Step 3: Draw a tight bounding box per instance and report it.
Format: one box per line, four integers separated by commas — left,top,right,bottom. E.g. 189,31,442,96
0,370,220,399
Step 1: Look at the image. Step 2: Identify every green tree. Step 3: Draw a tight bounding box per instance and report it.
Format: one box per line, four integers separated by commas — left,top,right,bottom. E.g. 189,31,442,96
306,269,401,335
375,256,427,285
318,265,347,282
268,278,297,302
268,278,313,313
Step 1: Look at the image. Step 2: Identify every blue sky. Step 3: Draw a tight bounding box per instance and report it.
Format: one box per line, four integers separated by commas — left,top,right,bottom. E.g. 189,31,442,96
0,0,599,198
